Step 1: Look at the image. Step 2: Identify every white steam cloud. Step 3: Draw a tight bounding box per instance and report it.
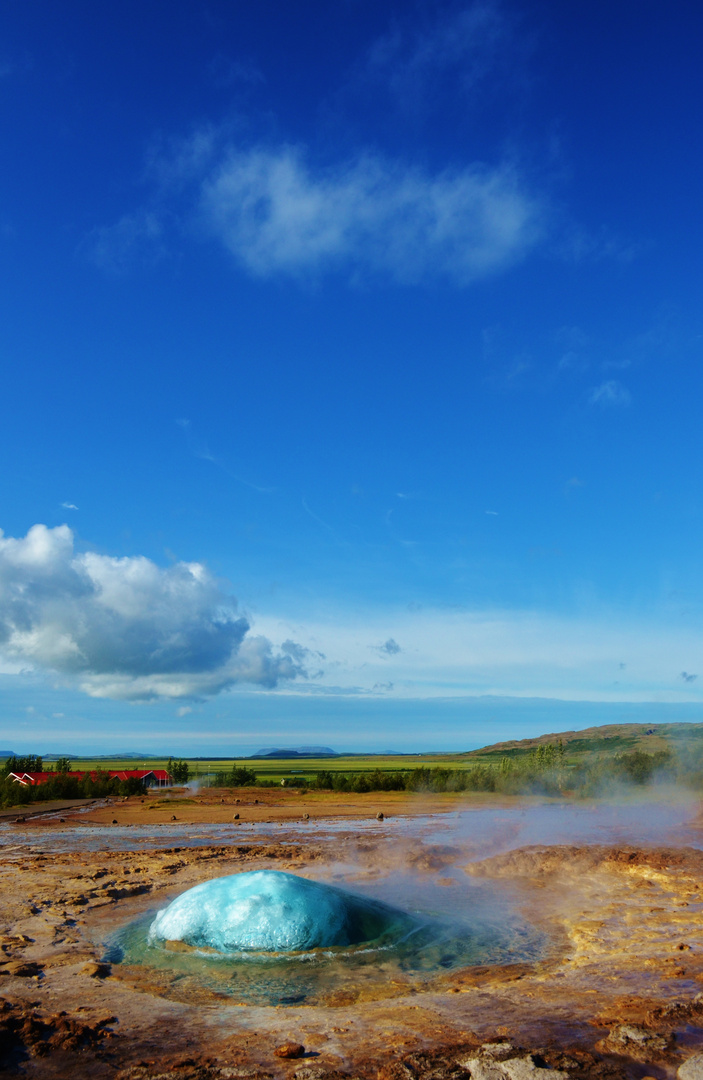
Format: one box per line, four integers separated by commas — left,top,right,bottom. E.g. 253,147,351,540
0,524,305,701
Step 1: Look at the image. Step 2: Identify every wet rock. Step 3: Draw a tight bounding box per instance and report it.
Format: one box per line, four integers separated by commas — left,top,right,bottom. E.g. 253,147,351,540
303,813,310,820
171,815,177,821
112,819,118,824
0,999,112,1062
603,1024,672,1056
81,961,111,978
376,812,384,821
233,813,240,820
679,1055,703,1080
458,1054,569,1080
274,1042,306,1059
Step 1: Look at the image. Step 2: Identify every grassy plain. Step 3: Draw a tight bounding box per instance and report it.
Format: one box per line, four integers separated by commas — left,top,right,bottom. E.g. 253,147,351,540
61,721,703,784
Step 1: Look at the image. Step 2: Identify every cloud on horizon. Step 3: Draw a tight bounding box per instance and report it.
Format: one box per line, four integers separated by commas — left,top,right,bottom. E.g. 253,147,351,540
0,524,305,701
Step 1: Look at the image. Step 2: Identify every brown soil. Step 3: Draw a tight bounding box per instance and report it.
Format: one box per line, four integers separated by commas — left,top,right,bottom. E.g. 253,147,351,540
33,786,537,827
3,792,703,1079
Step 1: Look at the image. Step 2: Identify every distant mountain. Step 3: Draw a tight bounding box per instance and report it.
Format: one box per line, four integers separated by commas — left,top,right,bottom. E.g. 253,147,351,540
92,753,160,760
50,753,160,761
250,746,338,759
0,751,15,759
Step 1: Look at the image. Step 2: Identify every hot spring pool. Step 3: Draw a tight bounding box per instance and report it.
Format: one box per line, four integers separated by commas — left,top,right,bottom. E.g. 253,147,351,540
107,869,546,1005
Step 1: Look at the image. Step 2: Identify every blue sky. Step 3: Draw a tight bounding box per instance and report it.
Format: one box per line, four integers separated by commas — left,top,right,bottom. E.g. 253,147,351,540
1,0,703,754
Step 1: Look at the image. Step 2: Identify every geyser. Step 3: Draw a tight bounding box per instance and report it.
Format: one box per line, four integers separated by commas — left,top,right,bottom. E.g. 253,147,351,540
149,870,404,952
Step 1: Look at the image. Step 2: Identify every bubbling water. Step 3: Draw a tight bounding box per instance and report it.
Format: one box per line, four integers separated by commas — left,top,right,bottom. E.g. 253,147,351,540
149,870,406,952
109,868,546,1006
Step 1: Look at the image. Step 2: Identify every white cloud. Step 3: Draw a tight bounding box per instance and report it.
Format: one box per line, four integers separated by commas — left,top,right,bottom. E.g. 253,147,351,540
255,606,703,705
61,502,78,510
0,524,305,701
589,379,632,407
199,145,543,285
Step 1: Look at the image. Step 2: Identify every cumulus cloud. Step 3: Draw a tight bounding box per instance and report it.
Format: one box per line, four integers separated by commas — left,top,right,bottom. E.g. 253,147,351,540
0,524,306,701
589,379,632,408
199,146,543,285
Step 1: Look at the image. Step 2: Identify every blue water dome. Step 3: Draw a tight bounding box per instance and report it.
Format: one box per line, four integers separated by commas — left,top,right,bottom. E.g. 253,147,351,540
149,870,403,953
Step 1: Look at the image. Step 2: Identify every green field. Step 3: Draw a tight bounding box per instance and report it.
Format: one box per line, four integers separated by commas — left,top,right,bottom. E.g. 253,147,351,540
6,722,703,795
61,752,463,785
48,722,703,784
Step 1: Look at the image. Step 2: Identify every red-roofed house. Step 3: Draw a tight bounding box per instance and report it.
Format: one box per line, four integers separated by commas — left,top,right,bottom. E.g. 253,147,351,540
9,769,172,788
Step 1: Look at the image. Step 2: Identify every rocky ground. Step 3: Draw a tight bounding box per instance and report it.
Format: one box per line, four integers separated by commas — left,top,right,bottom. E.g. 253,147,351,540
2,793,703,1079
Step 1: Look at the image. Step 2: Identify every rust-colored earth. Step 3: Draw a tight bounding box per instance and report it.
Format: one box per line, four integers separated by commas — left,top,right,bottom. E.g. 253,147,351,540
2,788,703,1080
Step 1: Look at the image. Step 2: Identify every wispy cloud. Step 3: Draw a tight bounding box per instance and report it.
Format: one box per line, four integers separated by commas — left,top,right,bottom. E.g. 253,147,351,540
61,502,78,511
681,671,698,683
176,418,275,493
86,210,165,274
355,1,520,117
0,524,307,701
199,145,543,285
589,379,632,408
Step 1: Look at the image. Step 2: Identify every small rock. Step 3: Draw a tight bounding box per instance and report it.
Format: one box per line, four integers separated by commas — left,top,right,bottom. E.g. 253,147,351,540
3,960,41,977
254,799,259,804
171,815,177,821
274,1042,305,1059
59,817,65,823
608,1024,669,1051
503,1058,569,1080
303,813,310,820
112,819,118,824
233,813,240,820
679,1055,703,1080
376,811,384,821
14,816,26,823
81,962,111,979
236,798,241,803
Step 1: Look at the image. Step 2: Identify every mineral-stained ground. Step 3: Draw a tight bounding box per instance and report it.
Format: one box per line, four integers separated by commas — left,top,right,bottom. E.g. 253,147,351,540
3,792,703,1080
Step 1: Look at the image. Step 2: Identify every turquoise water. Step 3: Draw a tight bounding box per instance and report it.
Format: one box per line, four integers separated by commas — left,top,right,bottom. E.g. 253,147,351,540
107,870,545,1005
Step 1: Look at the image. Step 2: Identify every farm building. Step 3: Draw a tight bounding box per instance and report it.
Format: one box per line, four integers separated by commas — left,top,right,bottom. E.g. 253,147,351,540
9,769,171,788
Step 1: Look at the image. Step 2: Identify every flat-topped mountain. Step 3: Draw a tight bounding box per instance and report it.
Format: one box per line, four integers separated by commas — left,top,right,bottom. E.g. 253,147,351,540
250,746,338,759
